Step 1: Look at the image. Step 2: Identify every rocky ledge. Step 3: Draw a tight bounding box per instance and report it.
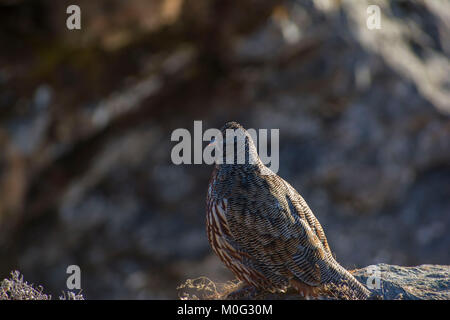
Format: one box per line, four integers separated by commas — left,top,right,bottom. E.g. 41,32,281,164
2,264,448,300
179,264,450,300
353,264,449,300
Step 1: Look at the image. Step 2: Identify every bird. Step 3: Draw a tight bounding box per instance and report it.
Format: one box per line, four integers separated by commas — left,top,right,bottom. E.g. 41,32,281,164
206,121,370,299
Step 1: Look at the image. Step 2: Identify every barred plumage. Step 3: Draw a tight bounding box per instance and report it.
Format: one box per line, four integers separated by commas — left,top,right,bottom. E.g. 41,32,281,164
206,122,370,299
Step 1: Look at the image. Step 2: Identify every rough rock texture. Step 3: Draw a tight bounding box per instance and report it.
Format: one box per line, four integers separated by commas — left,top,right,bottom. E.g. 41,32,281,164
353,264,450,300
179,264,450,300
0,0,449,299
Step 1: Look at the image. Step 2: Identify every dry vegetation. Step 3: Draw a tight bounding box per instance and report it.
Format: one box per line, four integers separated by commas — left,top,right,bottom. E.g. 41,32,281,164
0,271,84,300
177,275,376,300
177,277,241,300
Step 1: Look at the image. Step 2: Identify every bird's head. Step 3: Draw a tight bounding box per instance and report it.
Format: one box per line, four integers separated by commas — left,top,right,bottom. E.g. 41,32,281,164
210,121,260,167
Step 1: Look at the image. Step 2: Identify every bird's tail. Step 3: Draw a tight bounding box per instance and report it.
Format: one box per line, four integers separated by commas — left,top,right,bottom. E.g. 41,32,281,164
324,260,371,300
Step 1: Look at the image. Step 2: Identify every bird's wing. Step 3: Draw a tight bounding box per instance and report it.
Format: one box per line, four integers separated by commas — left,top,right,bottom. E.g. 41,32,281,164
281,179,332,254
225,174,330,286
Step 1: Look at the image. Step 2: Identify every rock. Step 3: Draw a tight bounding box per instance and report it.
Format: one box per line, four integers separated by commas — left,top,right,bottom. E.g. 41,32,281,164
353,264,450,300
179,264,450,300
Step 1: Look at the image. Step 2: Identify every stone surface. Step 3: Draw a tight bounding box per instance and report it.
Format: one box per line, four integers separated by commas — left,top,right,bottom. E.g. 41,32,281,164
179,264,450,300
353,264,450,300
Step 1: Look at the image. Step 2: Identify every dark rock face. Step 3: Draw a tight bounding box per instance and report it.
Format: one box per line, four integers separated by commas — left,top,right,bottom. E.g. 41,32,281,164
0,0,449,299
353,264,450,300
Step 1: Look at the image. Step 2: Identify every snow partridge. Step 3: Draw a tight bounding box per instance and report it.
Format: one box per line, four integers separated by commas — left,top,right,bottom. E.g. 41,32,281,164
206,121,370,299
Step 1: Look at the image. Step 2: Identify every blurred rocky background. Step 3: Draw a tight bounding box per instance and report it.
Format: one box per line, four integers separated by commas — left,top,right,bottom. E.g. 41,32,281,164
0,0,449,299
